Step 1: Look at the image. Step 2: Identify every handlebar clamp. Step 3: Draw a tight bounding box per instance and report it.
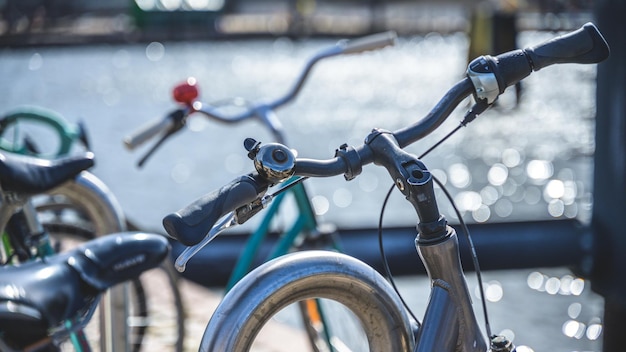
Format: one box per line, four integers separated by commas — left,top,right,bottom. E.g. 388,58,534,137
334,144,362,181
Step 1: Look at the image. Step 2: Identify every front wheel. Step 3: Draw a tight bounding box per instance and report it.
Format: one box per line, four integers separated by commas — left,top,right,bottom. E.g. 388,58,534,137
201,250,415,352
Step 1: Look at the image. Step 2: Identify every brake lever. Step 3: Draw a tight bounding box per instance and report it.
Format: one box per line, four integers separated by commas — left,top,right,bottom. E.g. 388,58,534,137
173,175,308,271
174,212,236,272
136,109,186,168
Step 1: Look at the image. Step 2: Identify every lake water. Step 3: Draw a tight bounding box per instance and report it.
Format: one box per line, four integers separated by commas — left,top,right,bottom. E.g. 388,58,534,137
0,31,604,351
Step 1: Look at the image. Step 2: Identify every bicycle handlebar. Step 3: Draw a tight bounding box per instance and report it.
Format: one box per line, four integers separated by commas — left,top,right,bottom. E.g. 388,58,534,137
526,22,609,70
163,23,609,246
468,22,609,104
339,30,398,55
124,31,397,161
123,110,179,150
193,30,398,123
163,173,270,246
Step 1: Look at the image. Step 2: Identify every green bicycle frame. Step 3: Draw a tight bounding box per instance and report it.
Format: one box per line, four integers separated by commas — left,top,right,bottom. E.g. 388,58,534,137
0,106,84,158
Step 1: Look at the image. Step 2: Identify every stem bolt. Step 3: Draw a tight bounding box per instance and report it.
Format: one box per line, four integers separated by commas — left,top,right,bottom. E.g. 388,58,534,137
395,178,405,191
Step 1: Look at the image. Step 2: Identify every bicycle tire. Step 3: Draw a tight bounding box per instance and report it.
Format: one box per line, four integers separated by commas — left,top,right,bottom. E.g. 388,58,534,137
200,250,415,352
34,172,185,352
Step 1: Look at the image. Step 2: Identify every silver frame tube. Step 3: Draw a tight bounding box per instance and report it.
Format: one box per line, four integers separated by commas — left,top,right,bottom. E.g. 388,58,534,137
200,250,415,352
416,226,488,352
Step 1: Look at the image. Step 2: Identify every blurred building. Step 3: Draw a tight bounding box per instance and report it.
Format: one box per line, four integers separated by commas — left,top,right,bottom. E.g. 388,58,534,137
0,0,594,47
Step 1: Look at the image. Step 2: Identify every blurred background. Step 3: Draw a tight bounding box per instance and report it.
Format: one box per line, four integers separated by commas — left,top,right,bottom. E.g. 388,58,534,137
1,1,623,351
0,0,595,45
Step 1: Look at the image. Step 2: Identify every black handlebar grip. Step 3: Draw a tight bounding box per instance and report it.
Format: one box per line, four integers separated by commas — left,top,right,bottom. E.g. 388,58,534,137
492,49,532,92
493,22,610,93
162,173,269,246
524,22,610,71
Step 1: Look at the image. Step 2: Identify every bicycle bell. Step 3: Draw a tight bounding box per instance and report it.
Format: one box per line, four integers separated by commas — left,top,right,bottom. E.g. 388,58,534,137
244,138,296,183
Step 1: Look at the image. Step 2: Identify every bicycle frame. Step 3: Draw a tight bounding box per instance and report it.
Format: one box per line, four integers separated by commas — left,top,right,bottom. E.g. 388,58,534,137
0,170,131,352
0,106,87,158
0,106,187,351
0,189,55,264
415,228,486,351
0,182,95,351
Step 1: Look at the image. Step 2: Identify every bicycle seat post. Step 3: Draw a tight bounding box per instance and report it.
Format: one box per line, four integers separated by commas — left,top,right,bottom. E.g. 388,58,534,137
0,189,23,229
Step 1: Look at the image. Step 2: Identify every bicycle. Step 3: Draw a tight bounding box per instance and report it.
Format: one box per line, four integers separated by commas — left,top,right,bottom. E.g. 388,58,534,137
0,150,165,351
0,108,185,351
124,31,396,351
0,154,169,351
161,22,610,351
0,232,170,352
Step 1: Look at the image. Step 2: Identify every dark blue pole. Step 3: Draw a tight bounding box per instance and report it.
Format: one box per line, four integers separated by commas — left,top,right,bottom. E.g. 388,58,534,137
591,1,626,350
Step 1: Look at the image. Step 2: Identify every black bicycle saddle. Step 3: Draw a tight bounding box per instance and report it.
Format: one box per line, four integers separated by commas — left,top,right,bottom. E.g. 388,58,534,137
0,232,169,348
0,151,94,194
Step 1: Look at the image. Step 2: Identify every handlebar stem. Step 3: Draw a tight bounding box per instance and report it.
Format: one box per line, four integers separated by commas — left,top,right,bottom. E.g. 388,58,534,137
365,129,444,235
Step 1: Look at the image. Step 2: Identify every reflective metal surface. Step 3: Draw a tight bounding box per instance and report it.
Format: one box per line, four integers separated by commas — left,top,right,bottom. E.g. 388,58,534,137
200,250,415,351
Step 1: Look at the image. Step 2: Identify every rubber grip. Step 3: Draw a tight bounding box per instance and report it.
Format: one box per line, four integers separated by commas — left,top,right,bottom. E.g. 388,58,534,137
493,49,532,91
493,22,610,92
162,174,269,246
341,31,397,55
524,22,610,71
124,117,174,150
